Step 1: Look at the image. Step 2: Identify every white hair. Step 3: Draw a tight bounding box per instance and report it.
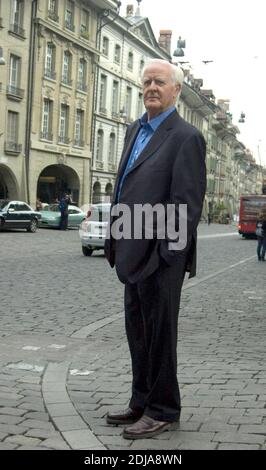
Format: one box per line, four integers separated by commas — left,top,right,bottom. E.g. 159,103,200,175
141,59,184,89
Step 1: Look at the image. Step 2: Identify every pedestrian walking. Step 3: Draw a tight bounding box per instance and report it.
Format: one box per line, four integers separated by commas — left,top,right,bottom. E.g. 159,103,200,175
104,59,206,439
256,211,266,261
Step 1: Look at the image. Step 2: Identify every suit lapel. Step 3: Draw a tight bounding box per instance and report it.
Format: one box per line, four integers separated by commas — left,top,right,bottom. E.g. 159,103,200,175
118,122,141,176
113,111,180,200
127,111,179,174
113,121,140,200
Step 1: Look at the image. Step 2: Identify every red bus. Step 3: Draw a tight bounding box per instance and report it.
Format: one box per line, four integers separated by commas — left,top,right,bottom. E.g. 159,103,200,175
238,194,266,237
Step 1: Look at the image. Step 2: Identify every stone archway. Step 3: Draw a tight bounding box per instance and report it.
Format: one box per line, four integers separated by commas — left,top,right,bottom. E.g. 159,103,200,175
92,181,101,203
0,165,19,200
105,182,113,202
37,164,80,205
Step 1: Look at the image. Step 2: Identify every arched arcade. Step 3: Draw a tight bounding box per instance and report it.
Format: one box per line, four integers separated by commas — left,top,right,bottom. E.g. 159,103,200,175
0,165,19,200
36,164,80,205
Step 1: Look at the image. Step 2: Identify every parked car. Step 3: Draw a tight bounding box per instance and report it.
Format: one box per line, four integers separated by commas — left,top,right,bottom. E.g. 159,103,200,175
0,199,41,232
39,204,86,228
79,203,111,256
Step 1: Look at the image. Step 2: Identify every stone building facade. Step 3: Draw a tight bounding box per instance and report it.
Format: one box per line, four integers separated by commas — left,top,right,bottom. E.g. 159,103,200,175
90,5,170,203
0,0,263,215
0,0,32,201
0,0,120,208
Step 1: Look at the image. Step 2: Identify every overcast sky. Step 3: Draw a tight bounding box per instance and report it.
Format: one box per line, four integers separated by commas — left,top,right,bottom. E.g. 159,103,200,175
121,0,266,166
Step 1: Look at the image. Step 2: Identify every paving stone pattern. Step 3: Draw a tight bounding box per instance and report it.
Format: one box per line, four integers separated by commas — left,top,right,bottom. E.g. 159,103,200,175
0,225,265,450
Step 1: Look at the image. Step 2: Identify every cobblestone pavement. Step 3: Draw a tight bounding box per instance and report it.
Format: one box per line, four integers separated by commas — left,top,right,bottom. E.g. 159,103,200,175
0,224,265,450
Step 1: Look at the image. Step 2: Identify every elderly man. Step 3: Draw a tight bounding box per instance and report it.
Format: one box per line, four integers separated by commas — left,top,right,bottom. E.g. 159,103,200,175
105,59,206,439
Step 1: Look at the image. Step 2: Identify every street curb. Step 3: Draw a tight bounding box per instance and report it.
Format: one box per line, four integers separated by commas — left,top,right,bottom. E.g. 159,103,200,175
42,362,105,450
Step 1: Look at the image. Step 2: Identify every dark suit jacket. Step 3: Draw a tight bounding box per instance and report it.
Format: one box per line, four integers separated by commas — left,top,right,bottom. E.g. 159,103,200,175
105,110,206,284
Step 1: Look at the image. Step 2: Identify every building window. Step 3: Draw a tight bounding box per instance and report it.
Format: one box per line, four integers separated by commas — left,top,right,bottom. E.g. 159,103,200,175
80,9,90,38
41,99,53,140
48,0,56,12
102,37,109,57
5,111,21,153
59,104,69,143
62,51,72,86
48,0,59,22
7,54,24,100
77,59,86,91
125,86,132,120
139,59,145,75
10,0,25,37
13,0,23,24
114,44,121,64
45,43,56,79
7,111,19,143
65,0,74,31
99,75,107,114
127,52,133,71
74,109,84,146
96,129,104,162
137,92,143,117
108,133,116,164
112,80,119,117
9,54,20,88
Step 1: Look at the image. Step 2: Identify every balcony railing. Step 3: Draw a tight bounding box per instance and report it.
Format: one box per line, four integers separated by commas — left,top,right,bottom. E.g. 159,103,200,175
77,82,87,92
40,131,53,141
6,85,25,100
44,69,56,80
47,10,59,22
58,135,70,145
73,138,85,147
65,21,75,32
61,77,73,87
9,23,25,38
4,141,22,154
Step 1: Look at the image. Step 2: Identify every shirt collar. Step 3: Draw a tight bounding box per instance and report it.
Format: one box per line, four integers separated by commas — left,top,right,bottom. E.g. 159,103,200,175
139,106,175,131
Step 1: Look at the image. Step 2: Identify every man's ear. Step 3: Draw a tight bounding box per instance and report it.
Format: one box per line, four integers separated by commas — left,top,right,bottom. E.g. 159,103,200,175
175,84,181,97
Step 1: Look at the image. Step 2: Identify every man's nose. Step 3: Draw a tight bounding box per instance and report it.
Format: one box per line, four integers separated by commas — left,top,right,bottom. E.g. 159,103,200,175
149,80,157,89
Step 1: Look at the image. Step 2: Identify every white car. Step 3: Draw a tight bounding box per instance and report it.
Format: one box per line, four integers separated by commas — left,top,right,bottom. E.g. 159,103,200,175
79,203,111,256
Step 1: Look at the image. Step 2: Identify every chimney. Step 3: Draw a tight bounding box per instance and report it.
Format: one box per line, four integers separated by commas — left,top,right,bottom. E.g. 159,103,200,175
158,30,172,55
126,4,134,16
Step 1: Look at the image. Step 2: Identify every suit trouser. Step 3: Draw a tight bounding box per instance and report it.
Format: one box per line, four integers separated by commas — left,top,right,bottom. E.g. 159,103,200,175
124,256,186,422
60,213,68,230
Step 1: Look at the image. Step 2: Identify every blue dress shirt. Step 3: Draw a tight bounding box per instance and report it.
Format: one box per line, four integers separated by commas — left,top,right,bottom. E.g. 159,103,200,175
116,106,175,202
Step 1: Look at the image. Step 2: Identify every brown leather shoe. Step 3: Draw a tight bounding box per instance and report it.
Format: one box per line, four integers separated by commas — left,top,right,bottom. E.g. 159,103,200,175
106,407,143,425
123,415,179,439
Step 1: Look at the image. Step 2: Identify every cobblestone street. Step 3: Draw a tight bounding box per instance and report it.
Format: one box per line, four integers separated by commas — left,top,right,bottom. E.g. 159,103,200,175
0,223,265,451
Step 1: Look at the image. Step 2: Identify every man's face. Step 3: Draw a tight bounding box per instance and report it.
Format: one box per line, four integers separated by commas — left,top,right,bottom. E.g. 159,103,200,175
142,63,180,120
